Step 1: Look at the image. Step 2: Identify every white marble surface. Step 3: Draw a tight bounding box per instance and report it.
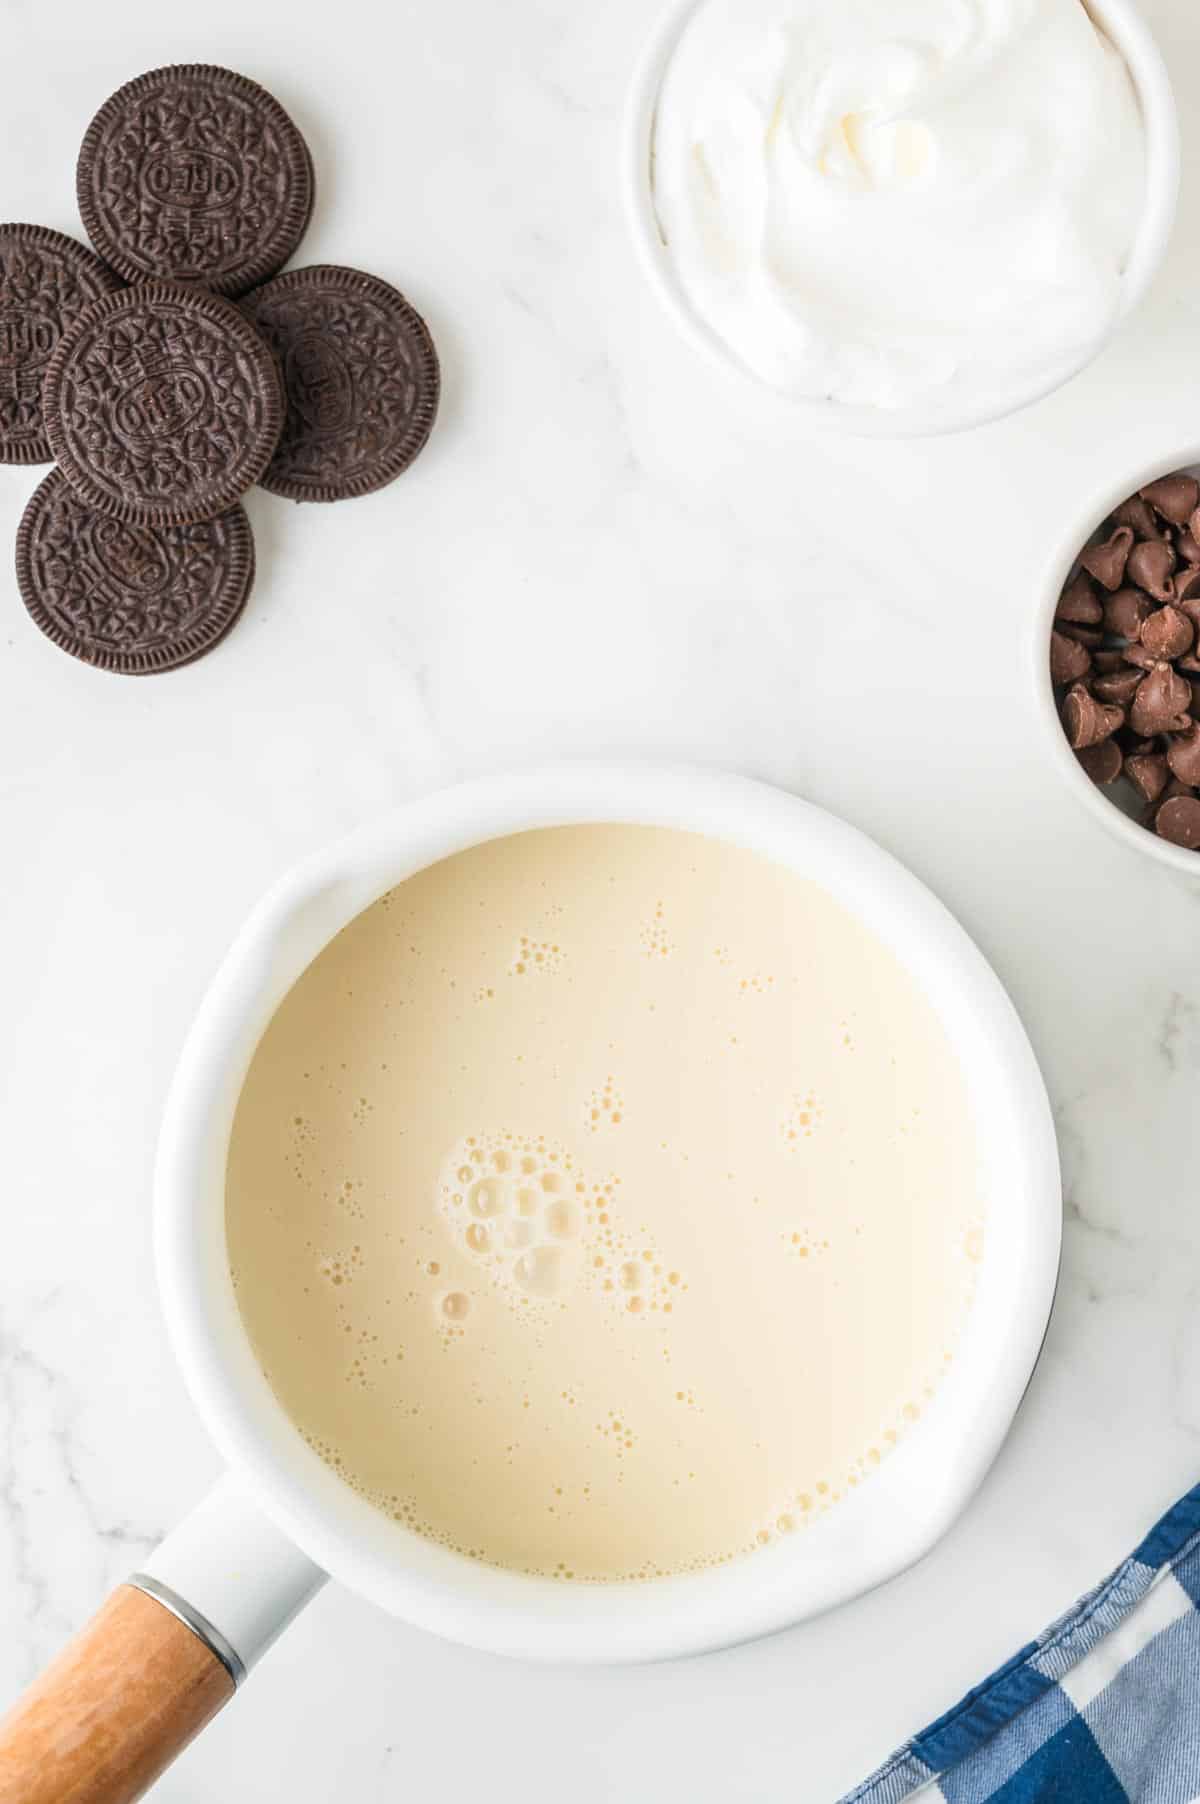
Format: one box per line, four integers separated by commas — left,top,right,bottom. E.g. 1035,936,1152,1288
3,0,1200,1796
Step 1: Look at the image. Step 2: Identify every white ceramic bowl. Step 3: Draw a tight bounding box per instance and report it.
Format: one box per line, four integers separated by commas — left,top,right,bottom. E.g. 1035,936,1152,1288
153,764,1061,1668
1034,447,1200,878
622,0,1179,439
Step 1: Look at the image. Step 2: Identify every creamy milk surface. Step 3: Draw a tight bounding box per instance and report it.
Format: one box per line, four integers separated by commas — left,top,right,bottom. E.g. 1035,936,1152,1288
651,0,1146,411
227,825,983,1581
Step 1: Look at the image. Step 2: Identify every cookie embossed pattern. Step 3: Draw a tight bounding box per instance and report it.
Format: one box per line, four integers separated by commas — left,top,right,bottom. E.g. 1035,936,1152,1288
4,62,443,672
76,64,315,297
41,282,285,527
0,225,121,465
241,266,441,502
16,468,255,674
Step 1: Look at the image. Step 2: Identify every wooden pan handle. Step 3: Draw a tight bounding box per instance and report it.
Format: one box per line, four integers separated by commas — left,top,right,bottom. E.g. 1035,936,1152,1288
0,1583,235,1804
0,1477,324,1803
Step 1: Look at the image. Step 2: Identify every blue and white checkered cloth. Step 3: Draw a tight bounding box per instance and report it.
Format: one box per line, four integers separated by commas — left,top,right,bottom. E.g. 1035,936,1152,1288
841,1485,1200,1803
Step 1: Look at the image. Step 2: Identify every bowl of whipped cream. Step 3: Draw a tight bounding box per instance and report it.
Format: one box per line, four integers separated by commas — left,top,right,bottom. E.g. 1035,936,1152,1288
624,0,1178,436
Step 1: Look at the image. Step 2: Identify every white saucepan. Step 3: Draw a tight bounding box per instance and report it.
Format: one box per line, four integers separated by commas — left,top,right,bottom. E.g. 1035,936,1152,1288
0,765,1062,1803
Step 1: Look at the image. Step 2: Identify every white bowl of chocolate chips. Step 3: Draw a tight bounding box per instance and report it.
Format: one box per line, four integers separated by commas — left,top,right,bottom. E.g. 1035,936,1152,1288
1038,451,1200,876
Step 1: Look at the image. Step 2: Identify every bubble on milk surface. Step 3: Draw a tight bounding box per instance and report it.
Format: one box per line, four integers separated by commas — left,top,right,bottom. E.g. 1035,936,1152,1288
436,1132,586,1312
584,1075,625,1134
509,935,564,977
435,1130,686,1325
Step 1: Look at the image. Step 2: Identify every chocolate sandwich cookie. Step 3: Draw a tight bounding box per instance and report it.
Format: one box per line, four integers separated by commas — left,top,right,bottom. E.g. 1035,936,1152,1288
0,224,121,464
16,467,254,673
42,282,283,527
240,265,439,502
77,64,314,298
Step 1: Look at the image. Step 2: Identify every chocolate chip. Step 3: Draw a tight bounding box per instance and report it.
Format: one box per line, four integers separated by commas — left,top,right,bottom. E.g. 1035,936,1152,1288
1114,495,1167,539
1126,751,1169,803
1127,537,1177,602
1050,631,1092,685
1131,662,1194,737
1062,681,1124,749
1167,723,1200,786
1056,622,1104,647
1076,741,1122,785
1054,473,1200,852
1092,667,1144,706
1141,605,1194,661
1103,588,1151,640
1147,781,1196,829
1055,570,1103,626
1080,526,1134,592
1141,475,1200,527
1156,794,1200,848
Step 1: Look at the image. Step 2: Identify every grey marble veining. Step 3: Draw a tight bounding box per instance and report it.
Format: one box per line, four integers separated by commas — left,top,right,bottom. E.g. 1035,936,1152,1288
3,0,1200,1796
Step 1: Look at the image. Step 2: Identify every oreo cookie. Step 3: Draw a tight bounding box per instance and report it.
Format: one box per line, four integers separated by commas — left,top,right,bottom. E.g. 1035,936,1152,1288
42,281,284,527
0,224,121,465
77,64,314,298
16,468,254,673
240,265,439,502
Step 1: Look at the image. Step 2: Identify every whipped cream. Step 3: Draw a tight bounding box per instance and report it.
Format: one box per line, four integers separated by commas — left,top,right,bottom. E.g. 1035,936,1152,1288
651,0,1147,413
